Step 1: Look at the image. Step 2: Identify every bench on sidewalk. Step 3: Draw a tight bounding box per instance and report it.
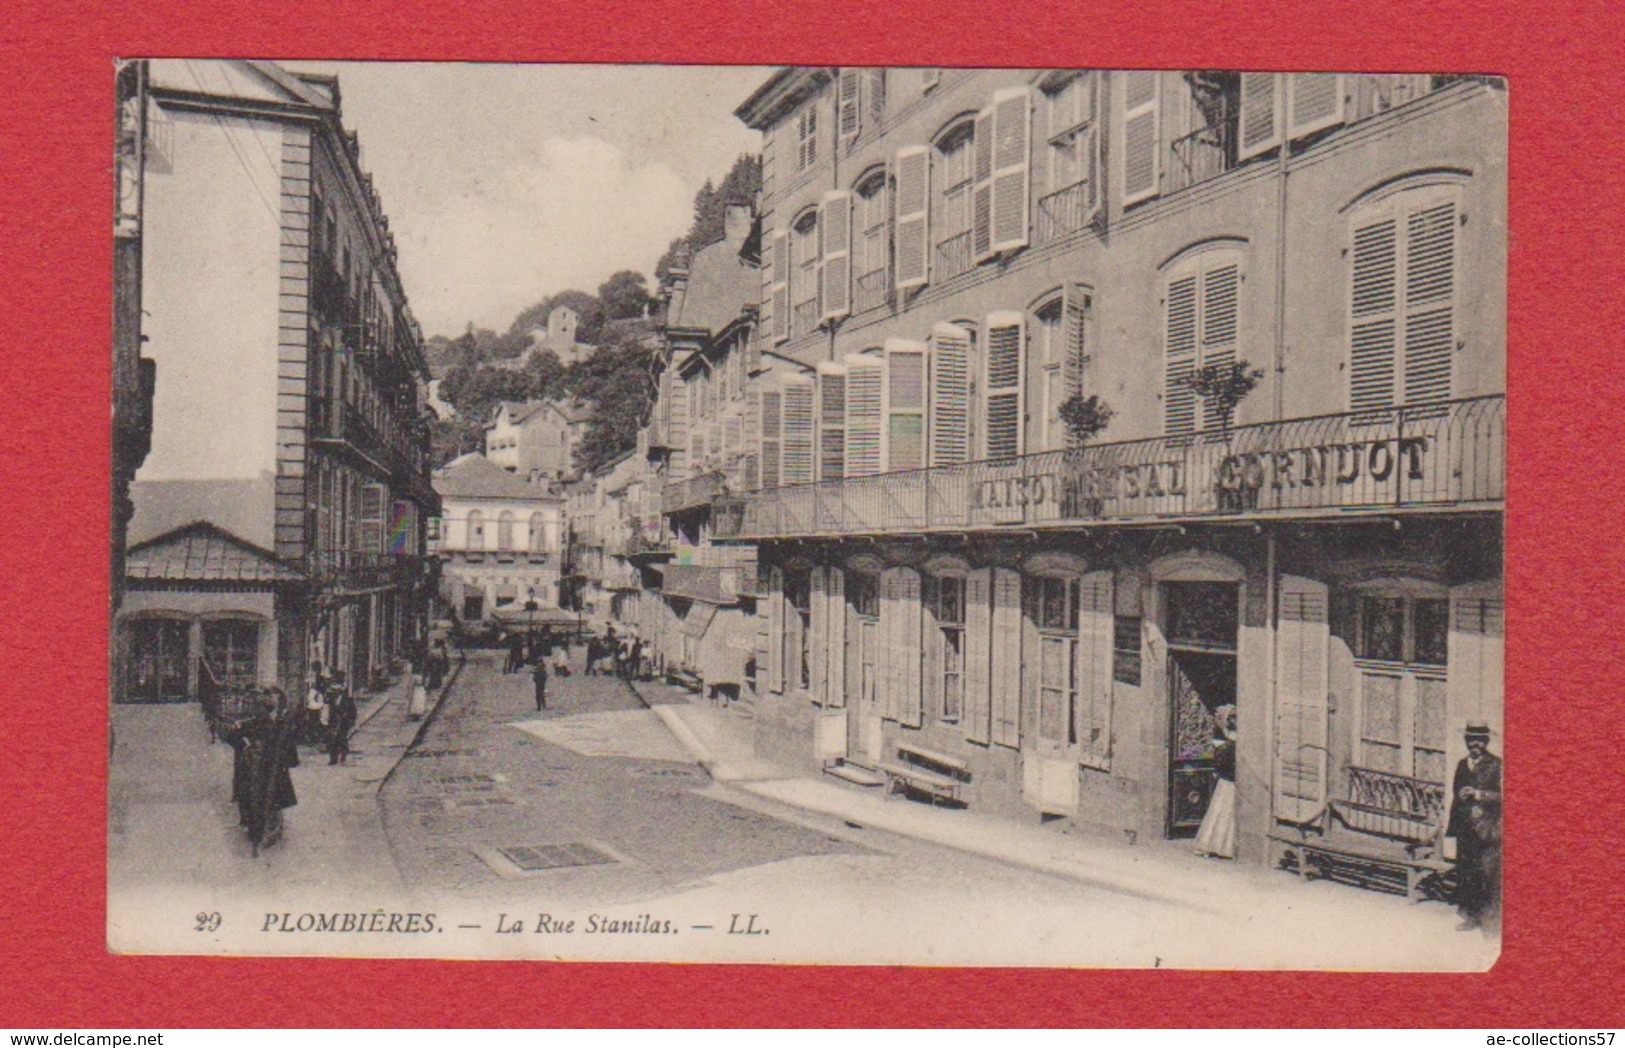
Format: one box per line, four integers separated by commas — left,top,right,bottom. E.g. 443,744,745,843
877,744,971,807
1268,766,1451,900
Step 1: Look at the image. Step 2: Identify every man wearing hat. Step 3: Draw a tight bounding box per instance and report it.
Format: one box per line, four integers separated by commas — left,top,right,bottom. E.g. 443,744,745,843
1447,720,1502,930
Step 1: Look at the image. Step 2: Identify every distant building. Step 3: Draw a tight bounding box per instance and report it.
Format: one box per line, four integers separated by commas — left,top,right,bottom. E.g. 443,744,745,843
119,59,436,703
484,398,591,483
425,377,455,419
532,305,592,366
434,454,564,621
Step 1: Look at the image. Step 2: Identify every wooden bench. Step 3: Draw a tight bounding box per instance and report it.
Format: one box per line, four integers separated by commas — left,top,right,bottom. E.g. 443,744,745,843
877,744,972,806
1269,766,1450,900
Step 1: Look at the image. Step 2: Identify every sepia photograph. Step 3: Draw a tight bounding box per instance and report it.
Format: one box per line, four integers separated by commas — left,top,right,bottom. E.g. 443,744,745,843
108,60,1506,970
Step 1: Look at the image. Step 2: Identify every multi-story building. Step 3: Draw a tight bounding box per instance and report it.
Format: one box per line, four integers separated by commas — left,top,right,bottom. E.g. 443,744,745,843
656,203,763,698
564,449,655,632
484,398,591,484
118,60,436,703
722,68,1505,877
434,453,565,621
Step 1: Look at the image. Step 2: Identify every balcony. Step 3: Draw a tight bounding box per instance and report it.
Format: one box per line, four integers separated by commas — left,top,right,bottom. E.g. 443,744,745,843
715,396,1504,541
310,549,428,592
1166,110,1237,195
792,298,822,340
854,268,889,313
933,230,974,282
1036,179,1096,245
662,469,729,515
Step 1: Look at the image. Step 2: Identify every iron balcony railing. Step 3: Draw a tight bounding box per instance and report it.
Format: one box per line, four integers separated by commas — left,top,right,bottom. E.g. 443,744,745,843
1036,178,1094,245
1166,111,1238,195
854,268,889,313
662,469,729,515
792,298,822,339
715,396,1504,540
309,549,427,589
933,229,975,281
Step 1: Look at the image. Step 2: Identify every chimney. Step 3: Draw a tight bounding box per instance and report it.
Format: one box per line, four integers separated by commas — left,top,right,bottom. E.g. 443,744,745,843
665,259,690,323
724,204,751,246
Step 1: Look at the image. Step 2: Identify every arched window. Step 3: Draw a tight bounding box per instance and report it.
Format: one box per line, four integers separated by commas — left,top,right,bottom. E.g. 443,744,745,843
933,119,976,279
529,512,547,553
467,510,485,551
1162,246,1243,438
497,511,515,551
853,168,890,312
791,208,821,338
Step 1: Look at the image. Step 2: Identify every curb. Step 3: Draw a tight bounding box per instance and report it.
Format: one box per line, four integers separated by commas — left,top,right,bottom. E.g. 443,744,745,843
377,656,467,795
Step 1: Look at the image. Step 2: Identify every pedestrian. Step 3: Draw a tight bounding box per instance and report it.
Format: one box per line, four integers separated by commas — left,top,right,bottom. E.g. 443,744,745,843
408,667,429,721
630,638,644,682
1193,705,1238,859
531,656,549,712
303,664,330,747
225,688,299,856
504,631,525,674
539,625,555,660
1447,720,1502,931
327,671,357,765
426,640,449,692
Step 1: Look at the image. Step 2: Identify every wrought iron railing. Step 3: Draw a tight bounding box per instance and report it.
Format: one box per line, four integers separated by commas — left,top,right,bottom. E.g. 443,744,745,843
662,469,728,515
1036,179,1093,244
933,230,975,281
1339,765,1447,838
1167,113,1237,195
716,396,1503,540
854,268,889,313
792,299,822,339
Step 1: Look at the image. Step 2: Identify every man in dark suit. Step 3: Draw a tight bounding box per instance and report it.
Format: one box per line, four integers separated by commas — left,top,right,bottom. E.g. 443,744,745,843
1447,720,1502,931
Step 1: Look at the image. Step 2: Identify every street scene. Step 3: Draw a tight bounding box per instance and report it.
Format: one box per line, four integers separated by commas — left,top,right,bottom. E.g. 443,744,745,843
110,61,1505,968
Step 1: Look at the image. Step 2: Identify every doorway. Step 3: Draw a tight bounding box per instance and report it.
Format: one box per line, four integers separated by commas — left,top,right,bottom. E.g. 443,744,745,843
1163,581,1239,838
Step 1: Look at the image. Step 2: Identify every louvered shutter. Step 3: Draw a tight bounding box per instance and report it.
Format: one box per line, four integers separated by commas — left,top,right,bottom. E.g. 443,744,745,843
1120,70,1160,206
884,338,928,472
815,361,847,482
990,567,1022,747
821,190,852,322
1164,273,1198,437
1083,71,1105,222
669,372,690,477
1447,582,1503,739
1200,261,1240,431
990,86,1032,252
1349,213,1399,414
837,68,861,139
826,568,846,708
866,68,886,125
1075,571,1114,770
809,566,827,704
981,311,1026,459
898,569,923,728
1239,72,1283,160
1062,282,1090,417
766,565,785,693
359,483,385,555
894,146,931,290
1274,575,1330,823
922,578,942,723
879,569,899,720
927,323,972,466
723,414,742,468
1403,196,1457,408
760,387,782,489
1287,73,1345,139
964,567,992,743
770,230,790,343
744,387,761,490
780,374,815,486
843,353,885,477
971,107,994,262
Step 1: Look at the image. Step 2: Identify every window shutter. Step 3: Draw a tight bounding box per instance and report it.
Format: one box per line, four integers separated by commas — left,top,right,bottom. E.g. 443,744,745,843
883,338,928,472
1200,261,1240,431
1075,570,1114,770
990,567,1022,747
809,566,827,705
927,323,973,466
923,579,942,722
964,567,992,744
843,353,885,477
879,569,899,720
1120,70,1160,206
1083,71,1105,223
826,568,846,708
899,569,923,728
779,374,815,486
1403,197,1457,408
866,68,887,126
1274,575,1330,823
770,230,790,343
821,190,852,322
670,373,690,477
837,68,861,139
894,146,931,290
1447,582,1503,740
767,565,785,693
1349,214,1399,415
971,107,994,262
1239,72,1283,160
1164,273,1198,437
1061,282,1090,413
359,483,385,554
990,86,1032,253
981,311,1026,459
815,361,847,482
760,386,783,489
1287,73,1345,139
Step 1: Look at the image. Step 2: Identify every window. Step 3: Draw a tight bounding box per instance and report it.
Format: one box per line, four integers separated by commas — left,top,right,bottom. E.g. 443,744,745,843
853,171,890,313
1113,615,1142,686
1353,591,1449,784
529,512,547,553
1026,575,1080,746
1034,299,1066,452
850,572,881,711
791,209,821,338
202,619,259,689
467,510,485,551
795,104,818,172
1163,249,1242,438
934,123,975,280
497,511,516,551
925,574,966,723
1038,72,1102,241
1349,185,1459,417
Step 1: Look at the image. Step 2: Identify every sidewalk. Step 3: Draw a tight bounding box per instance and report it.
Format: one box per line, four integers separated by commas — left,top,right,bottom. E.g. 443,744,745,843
630,677,1497,968
109,662,460,907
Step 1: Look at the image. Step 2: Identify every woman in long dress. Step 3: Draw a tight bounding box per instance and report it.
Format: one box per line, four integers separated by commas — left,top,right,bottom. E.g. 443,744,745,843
1194,704,1238,859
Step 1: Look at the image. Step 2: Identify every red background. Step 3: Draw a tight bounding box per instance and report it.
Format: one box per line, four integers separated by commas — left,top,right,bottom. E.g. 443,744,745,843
2,0,1622,1027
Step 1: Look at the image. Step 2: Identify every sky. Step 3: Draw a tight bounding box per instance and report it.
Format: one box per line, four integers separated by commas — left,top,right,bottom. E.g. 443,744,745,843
283,62,770,339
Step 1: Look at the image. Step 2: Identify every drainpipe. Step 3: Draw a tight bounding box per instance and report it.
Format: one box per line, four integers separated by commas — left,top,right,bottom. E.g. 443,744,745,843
1272,113,1289,418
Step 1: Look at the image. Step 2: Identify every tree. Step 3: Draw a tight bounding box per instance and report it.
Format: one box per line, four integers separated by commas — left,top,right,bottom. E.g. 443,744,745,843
1059,394,1116,447
597,270,655,321
1184,359,1265,443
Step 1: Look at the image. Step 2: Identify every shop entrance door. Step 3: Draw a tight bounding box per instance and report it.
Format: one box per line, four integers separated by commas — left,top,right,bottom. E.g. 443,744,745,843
1163,582,1239,838
127,618,191,703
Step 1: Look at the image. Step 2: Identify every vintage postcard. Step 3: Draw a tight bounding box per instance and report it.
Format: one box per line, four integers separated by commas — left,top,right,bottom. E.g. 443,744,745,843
109,60,1505,968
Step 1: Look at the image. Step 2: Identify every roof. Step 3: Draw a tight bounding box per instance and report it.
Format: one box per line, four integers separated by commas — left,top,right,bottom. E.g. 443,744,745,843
433,454,561,501
489,399,547,426
667,234,758,336
126,521,304,584
555,399,593,425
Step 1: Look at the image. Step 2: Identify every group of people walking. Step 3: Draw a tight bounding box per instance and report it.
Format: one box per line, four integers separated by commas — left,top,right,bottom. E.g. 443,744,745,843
584,627,645,682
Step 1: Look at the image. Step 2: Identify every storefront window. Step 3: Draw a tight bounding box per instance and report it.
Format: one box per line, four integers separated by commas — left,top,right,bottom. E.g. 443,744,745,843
1165,581,1238,651
1113,615,1142,686
925,574,966,723
1354,591,1450,784
1026,575,1080,745
202,619,258,689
